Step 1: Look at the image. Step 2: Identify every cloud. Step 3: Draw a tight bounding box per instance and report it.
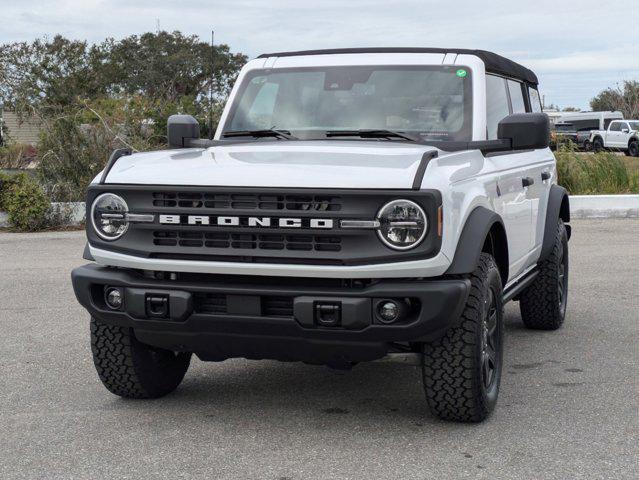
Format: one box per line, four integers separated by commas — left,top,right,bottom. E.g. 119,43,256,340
524,48,639,74
1,0,636,109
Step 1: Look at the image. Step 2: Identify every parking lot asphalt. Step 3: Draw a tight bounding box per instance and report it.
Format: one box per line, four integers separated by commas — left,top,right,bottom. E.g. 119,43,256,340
0,219,637,480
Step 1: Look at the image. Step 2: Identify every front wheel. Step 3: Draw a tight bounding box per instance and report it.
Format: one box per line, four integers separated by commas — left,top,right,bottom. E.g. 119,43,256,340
90,318,192,398
421,253,504,422
519,220,569,330
628,140,639,157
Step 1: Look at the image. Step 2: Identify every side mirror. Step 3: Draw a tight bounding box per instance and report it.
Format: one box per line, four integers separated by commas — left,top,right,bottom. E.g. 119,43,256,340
167,114,200,148
622,128,630,133
498,113,550,150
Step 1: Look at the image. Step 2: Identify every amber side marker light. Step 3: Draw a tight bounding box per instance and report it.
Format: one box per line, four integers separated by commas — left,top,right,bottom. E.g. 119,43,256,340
437,206,443,237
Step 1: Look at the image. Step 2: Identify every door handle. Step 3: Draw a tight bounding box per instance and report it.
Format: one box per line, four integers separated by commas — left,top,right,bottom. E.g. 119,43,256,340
541,171,551,181
522,177,535,187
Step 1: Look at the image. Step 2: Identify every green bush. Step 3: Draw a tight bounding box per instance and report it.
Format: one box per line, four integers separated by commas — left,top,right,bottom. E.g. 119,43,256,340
0,172,50,231
0,171,21,210
556,150,639,195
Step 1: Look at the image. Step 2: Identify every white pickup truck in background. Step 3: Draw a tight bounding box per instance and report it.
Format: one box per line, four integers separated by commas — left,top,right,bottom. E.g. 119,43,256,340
590,119,639,156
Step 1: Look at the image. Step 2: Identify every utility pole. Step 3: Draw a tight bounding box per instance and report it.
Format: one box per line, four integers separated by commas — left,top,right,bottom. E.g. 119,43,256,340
208,30,215,139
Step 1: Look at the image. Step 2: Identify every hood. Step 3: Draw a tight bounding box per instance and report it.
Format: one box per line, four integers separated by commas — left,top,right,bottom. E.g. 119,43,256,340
103,141,439,189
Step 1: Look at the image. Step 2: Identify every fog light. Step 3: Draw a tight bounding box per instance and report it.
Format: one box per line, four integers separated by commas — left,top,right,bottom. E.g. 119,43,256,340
378,301,399,324
105,287,123,310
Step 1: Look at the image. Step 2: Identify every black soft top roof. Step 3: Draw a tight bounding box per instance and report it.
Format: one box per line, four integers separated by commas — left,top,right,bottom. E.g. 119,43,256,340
257,47,538,86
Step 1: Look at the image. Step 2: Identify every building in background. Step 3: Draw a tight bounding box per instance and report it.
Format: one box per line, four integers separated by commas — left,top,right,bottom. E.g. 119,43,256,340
0,106,42,146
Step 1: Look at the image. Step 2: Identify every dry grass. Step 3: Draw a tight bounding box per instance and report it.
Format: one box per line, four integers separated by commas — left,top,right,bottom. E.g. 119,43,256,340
556,150,639,195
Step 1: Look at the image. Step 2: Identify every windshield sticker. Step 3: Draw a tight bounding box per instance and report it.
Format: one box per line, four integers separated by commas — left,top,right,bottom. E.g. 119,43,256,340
456,69,467,78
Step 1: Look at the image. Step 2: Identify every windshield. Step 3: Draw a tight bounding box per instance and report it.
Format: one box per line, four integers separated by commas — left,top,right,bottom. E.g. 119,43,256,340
222,65,473,142
629,122,639,130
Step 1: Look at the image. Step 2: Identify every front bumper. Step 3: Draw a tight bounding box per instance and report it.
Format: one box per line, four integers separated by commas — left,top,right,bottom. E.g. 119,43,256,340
71,264,470,366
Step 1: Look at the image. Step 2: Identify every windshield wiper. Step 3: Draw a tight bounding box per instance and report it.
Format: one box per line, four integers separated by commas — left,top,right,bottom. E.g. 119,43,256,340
325,129,420,142
223,129,297,140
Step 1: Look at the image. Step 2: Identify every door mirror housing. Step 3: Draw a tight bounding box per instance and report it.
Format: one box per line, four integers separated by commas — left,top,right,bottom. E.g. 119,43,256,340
622,128,630,133
498,113,550,150
167,114,200,148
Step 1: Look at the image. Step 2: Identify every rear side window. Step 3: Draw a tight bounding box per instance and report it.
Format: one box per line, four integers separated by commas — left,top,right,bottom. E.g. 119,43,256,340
486,75,510,139
529,87,542,113
507,80,526,114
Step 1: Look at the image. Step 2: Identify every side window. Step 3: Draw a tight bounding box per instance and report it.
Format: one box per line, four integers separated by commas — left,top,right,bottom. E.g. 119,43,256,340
610,122,621,132
485,75,510,139
507,80,526,114
621,122,630,131
529,87,543,113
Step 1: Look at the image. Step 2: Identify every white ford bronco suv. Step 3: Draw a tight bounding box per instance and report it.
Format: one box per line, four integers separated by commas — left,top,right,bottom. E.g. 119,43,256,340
72,48,571,422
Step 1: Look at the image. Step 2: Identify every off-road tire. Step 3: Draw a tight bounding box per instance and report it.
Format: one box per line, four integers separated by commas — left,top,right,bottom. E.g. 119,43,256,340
422,253,504,422
90,318,191,399
519,220,568,330
628,140,639,157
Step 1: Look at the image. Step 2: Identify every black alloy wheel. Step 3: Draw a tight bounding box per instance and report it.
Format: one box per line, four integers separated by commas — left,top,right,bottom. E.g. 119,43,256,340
481,289,500,392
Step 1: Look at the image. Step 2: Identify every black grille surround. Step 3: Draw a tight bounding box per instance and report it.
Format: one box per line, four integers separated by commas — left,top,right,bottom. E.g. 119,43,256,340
86,185,442,266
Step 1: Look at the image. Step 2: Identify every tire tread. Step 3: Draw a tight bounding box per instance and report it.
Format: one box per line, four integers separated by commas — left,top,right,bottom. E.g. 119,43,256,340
422,253,502,422
90,318,190,399
519,221,567,330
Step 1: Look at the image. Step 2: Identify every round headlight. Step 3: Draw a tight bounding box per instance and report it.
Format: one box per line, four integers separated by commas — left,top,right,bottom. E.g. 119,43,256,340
376,199,427,250
91,193,129,241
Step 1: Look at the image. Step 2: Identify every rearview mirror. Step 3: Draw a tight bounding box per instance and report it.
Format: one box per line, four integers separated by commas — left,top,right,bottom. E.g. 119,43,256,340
167,114,200,148
498,113,550,150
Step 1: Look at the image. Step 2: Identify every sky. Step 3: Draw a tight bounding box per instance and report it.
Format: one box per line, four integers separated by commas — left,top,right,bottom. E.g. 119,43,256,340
1,0,637,110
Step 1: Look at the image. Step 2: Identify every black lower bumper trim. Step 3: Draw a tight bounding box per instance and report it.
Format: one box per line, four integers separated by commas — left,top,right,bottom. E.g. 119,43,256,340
71,264,470,365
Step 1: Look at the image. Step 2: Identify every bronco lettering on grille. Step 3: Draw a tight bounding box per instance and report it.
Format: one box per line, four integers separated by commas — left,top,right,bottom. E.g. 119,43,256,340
159,215,334,229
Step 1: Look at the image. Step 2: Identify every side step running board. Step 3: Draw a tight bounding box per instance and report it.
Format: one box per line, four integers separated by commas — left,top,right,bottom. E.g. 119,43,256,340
503,269,538,304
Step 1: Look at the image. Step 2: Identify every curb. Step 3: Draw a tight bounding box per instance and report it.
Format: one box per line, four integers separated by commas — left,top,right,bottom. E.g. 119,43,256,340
569,195,639,219
1,195,639,228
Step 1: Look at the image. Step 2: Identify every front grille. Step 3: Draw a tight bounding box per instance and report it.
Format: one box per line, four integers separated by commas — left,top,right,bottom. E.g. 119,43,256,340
153,230,341,252
153,192,342,211
87,186,441,266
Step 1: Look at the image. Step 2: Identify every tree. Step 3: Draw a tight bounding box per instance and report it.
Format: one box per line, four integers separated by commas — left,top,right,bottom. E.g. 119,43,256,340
590,80,639,118
105,31,245,102
0,36,108,111
0,32,247,116
562,106,580,112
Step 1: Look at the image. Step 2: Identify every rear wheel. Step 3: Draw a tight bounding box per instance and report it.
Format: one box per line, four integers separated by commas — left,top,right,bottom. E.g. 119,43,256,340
90,318,191,398
519,220,568,330
593,137,604,152
628,140,639,157
421,253,504,422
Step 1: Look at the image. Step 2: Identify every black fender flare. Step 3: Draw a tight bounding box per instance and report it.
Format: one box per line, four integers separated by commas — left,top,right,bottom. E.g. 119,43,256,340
540,185,570,261
445,206,507,276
